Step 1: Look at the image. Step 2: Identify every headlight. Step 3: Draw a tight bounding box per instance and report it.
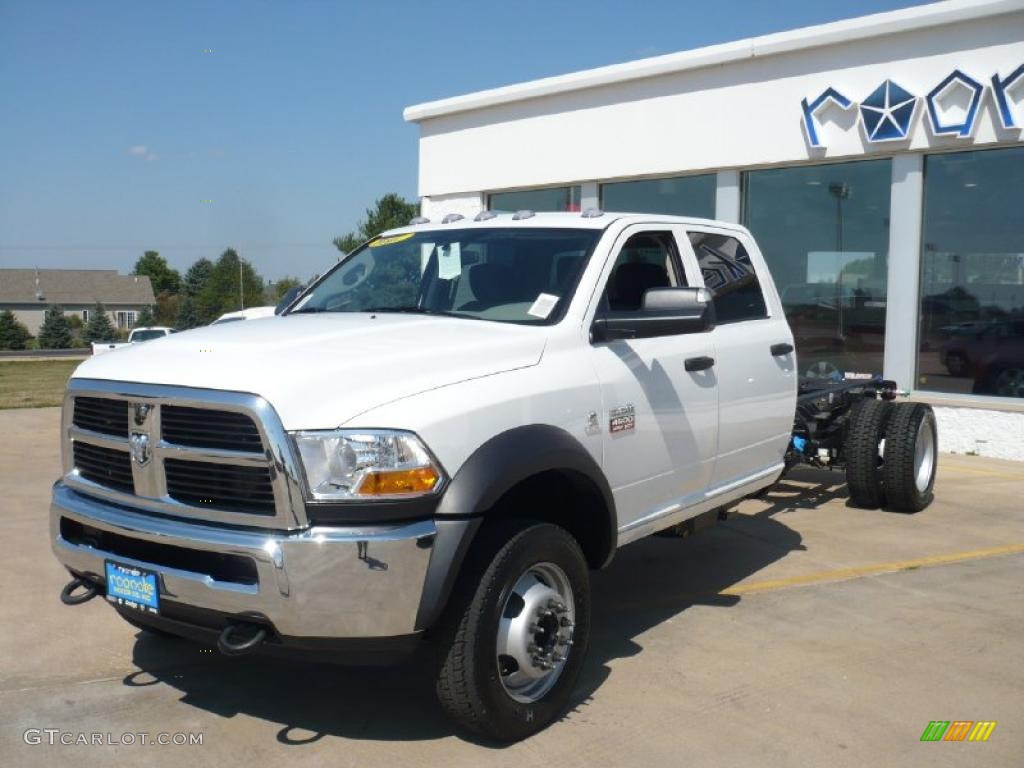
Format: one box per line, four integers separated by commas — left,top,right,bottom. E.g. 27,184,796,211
292,430,444,501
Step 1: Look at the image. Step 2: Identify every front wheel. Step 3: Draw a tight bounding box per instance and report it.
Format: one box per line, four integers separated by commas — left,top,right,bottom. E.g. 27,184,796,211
435,521,590,742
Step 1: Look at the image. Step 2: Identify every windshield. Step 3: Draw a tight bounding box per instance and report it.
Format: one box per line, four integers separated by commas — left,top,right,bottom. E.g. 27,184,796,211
290,228,600,324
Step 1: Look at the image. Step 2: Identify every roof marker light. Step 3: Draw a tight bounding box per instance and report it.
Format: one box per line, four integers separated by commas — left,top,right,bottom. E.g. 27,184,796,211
442,213,464,224
581,208,604,218
409,216,430,225
474,210,498,221
511,209,535,220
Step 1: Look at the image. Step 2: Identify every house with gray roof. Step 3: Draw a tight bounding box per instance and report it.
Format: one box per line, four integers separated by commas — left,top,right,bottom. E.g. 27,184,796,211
0,269,156,335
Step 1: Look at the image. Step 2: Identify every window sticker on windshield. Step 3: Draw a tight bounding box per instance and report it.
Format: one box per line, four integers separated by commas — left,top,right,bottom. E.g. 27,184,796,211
527,293,559,319
369,232,414,248
437,243,461,280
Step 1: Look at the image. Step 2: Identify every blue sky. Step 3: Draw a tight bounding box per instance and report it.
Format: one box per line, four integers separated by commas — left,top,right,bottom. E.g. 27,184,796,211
0,0,931,282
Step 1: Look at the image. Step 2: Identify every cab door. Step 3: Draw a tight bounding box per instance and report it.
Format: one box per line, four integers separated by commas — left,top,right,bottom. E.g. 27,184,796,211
587,226,719,535
682,227,796,489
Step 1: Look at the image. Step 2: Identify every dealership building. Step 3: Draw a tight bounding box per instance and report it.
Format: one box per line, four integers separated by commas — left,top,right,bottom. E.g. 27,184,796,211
405,0,1024,459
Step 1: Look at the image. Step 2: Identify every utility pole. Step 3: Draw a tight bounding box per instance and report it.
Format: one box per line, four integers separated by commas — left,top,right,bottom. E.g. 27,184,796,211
828,182,850,340
239,260,244,309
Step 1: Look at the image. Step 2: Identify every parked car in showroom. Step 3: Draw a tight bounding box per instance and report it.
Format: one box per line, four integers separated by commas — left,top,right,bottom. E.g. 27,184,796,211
780,282,885,379
941,318,1024,388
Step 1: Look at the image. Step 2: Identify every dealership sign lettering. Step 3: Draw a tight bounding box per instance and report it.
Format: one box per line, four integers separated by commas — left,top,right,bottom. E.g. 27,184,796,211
801,64,1024,148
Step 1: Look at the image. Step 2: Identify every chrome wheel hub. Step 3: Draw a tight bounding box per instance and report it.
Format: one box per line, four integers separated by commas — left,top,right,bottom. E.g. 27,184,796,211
496,562,575,703
914,417,936,493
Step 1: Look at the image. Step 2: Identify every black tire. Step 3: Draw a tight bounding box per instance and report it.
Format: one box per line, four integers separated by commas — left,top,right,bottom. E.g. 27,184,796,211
883,403,938,513
434,520,591,742
844,398,893,508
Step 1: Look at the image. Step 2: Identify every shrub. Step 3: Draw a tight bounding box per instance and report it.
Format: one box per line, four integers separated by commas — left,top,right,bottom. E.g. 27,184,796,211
0,310,31,350
37,305,73,349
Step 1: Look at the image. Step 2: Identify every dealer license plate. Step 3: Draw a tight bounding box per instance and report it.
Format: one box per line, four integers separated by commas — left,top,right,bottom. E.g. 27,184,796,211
105,561,160,614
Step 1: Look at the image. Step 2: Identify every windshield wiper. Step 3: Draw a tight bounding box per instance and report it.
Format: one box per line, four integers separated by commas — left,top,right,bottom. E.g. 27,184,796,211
292,305,467,318
363,305,438,314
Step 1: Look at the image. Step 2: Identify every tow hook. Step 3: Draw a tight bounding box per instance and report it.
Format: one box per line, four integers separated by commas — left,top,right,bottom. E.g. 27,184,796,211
60,576,100,605
216,623,268,656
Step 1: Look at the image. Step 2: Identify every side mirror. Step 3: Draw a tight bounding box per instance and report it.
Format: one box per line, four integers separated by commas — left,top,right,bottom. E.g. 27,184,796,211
275,286,304,315
592,287,715,342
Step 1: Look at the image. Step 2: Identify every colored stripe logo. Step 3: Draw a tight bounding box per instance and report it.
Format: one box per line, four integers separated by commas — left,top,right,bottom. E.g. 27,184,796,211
920,721,996,742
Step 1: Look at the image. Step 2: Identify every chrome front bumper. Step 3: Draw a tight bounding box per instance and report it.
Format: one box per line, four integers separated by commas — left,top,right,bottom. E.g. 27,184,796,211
51,482,436,638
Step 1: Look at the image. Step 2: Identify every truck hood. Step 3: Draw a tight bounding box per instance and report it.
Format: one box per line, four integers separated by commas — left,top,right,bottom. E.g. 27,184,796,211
72,314,547,429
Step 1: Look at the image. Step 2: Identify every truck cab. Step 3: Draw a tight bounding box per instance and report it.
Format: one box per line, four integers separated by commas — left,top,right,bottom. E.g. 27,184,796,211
53,212,799,740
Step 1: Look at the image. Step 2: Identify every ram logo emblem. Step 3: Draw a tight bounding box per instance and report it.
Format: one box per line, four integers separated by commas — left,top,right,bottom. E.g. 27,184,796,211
129,432,151,467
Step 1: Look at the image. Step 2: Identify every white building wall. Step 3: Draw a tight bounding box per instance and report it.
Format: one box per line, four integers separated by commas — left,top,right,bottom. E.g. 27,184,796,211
409,1,1024,459
934,406,1024,461
419,191,483,221
415,10,1023,198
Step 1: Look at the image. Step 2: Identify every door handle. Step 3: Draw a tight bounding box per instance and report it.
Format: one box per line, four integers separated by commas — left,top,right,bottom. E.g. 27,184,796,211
771,342,794,356
685,355,715,372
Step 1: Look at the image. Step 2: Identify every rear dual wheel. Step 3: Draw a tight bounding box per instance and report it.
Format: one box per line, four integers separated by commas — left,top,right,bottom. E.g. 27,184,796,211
882,402,938,512
844,400,937,513
844,398,892,508
435,521,590,742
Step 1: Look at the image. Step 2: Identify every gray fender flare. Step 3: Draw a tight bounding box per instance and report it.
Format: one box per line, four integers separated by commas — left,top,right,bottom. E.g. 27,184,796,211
414,425,616,630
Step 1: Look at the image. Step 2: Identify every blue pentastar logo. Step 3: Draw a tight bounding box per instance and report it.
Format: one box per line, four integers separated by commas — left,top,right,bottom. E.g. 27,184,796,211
859,80,917,142
992,63,1024,131
926,70,984,138
801,63,1023,148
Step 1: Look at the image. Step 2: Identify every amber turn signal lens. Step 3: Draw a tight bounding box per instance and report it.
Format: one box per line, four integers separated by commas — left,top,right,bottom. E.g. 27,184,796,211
357,467,440,496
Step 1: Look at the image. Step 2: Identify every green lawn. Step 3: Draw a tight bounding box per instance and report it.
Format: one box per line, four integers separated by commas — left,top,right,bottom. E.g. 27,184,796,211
0,359,82,409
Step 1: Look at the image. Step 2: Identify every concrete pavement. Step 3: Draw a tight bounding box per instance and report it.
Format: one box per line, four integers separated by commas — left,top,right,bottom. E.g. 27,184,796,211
2,407,1022,766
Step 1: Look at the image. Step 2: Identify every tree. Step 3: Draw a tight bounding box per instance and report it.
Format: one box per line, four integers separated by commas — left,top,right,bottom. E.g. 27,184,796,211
154,293,180,326
183,258,214,297
332,193,418,255
0,310,31,350
135,306,156,327
37,305,73,349
133,251,181,295
332,233,361,255
266,276,303,304
82,303,117,343
175,295,200,330
195,249,265,323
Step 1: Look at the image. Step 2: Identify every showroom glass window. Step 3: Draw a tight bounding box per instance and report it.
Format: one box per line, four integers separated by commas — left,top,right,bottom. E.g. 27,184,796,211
743,159,891,379
601,174,715,217
488,186,581,213
918,146,1024,400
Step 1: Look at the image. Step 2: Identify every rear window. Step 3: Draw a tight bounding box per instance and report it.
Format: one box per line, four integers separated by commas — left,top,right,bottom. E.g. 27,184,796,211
130,329,167,341
689,231,768,324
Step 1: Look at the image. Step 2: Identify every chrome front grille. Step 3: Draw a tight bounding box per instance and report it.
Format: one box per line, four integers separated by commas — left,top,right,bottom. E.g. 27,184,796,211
73,441,134,494
161,405,264,452
62,380,307,530
73,396,130,437
165,458,276,514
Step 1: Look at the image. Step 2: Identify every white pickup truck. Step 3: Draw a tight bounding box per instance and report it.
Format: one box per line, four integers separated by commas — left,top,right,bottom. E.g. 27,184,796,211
51,212,937,740
90,326,175,355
